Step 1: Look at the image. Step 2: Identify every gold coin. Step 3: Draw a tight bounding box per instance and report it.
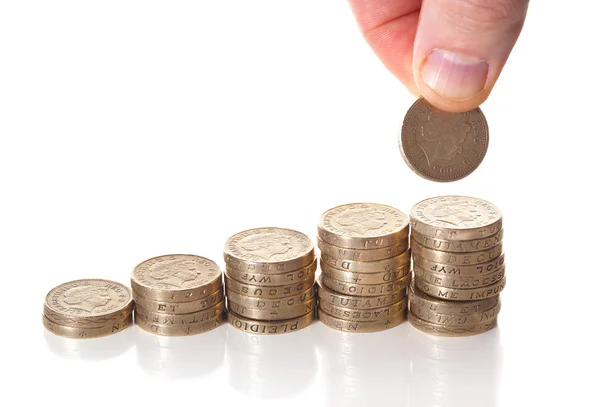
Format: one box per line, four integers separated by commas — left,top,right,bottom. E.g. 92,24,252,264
227,310,314,335
412,241,503,265
413,252,505,277
411,229,503,253
317,237,409,262
319,297,408,322
225,285,315,311
134,300,225,325
410,300,501,326
43,279,133,328
43,314,132,339
316,277,406,309
414,265,505,289
224,227,314,273
225,258,317,286
131,254,222,302
227,297,316,321
321,273,411,297
320,260,410,285
133,288,223,314
410,196,502,240
408,312,497,337
224,273,315,299
415,276,506,302
317,203,409,250
321,250,410,273
318,308,406,332
135,311,224,336
408,282,499,315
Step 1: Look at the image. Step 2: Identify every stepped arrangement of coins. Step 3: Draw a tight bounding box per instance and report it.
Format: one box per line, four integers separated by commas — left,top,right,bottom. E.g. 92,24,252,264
131,254,225,336
223,228,317,335
408,196,506,336
316,203,412,332
43,279,133,339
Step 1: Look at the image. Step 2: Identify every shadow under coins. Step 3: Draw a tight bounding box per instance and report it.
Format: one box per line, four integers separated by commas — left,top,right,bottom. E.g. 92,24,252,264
134,323,226,379
408,325,503,407
225,322,318,399
44,325,135,360
314,322,412,407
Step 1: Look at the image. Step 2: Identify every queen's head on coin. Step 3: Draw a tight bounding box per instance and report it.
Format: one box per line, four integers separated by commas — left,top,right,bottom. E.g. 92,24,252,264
239,231,293,260
62,286,111,313
430,203,481,226
148,259,199,288
419,110,471,165
335,209,388,235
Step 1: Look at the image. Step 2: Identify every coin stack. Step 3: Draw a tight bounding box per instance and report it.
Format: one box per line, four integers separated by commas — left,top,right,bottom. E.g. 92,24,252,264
131,254,225,336
43,279,133,339
316,203,412,333
408,196,506,336
223,227,317,335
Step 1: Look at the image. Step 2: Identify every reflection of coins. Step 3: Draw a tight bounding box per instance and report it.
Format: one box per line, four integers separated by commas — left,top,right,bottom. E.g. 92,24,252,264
413,253,505,277
320,260,410,285
411,229,503,252
224,274,314,299
321,250,410,273
415,265,505,289
318,309,406,332
410,300,501,325
319,297,407,322
410,196,502,240
133,289,224,314
318,203,409,249
415,276,506,302
135,312,224,336
412,241,503,265
227,297,316,321
400,98,489,182
43,314,132,339
225,258,317,286
408,312,497,337
225,286,315,310
228,311,315,335
317,238,409,261
409,282,499,315
321,273,411,297
317,277,406,309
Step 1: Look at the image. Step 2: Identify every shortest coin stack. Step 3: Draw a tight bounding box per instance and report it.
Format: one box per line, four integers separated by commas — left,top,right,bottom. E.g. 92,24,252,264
316,203,411,333
408,196,506,336
131,254,225,336
43,279,133,339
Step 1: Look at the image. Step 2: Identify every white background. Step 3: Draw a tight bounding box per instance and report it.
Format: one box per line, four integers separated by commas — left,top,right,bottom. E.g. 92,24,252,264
1,1,598,406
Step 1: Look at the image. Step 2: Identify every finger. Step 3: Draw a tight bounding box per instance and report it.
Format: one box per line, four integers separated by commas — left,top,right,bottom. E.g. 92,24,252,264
348,0,422,95
413,0,529,112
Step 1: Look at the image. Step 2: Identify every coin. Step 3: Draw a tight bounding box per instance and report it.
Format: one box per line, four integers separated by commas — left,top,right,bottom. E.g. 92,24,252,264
318,309,406,332
317,238,409,262
412,241,503,265
224,228,314,273
227,310,315,335
134,301,225,325
413,252,505,277
44,279,133,327
131,254,222,302
225,286,315,310
320,260,410,285
224,274,314,299
227,297,316,321
411,229,503,253
225,258,317,286
319,297,408,322
408,312,497,337
317,277,406,309
408,282,499,315
321,273,411,297
318,203,409,249
132,288,223,314
415,276,506,301
399,98,489,182
320,250,410,273
410,300,501,325
135,312,224,336
410,196,502,240
43,314,132,339
414,265,505,289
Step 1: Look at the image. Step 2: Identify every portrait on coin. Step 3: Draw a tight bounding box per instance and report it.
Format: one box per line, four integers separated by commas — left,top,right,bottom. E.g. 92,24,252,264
148,259,199,288
239,231,293,260
62,285,111,313
429,203,481,226
335,209,388,235
418,109,471,166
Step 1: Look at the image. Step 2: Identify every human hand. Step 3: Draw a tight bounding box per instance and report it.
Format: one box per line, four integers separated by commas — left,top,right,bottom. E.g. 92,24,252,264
348,0,528,112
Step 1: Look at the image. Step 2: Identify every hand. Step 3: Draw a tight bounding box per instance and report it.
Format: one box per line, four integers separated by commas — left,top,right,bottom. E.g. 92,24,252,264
348,0,529,112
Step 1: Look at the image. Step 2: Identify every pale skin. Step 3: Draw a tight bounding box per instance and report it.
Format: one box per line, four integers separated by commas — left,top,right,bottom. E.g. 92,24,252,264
348,0,529,112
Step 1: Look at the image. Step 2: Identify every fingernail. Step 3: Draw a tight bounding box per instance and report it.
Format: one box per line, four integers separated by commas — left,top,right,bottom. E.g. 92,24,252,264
420,49,489,101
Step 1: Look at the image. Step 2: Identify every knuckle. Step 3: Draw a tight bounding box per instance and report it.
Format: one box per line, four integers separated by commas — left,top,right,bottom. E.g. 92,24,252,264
440,0,528,29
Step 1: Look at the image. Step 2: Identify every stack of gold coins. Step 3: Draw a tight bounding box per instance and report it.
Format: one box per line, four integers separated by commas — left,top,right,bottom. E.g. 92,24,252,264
131,254,225,336
408,196,505,336
224,227,316,335
43,279,133,339
316,203,411,332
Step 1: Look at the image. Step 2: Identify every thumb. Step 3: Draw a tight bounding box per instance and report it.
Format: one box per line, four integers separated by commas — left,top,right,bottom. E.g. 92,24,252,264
413,0,528,112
